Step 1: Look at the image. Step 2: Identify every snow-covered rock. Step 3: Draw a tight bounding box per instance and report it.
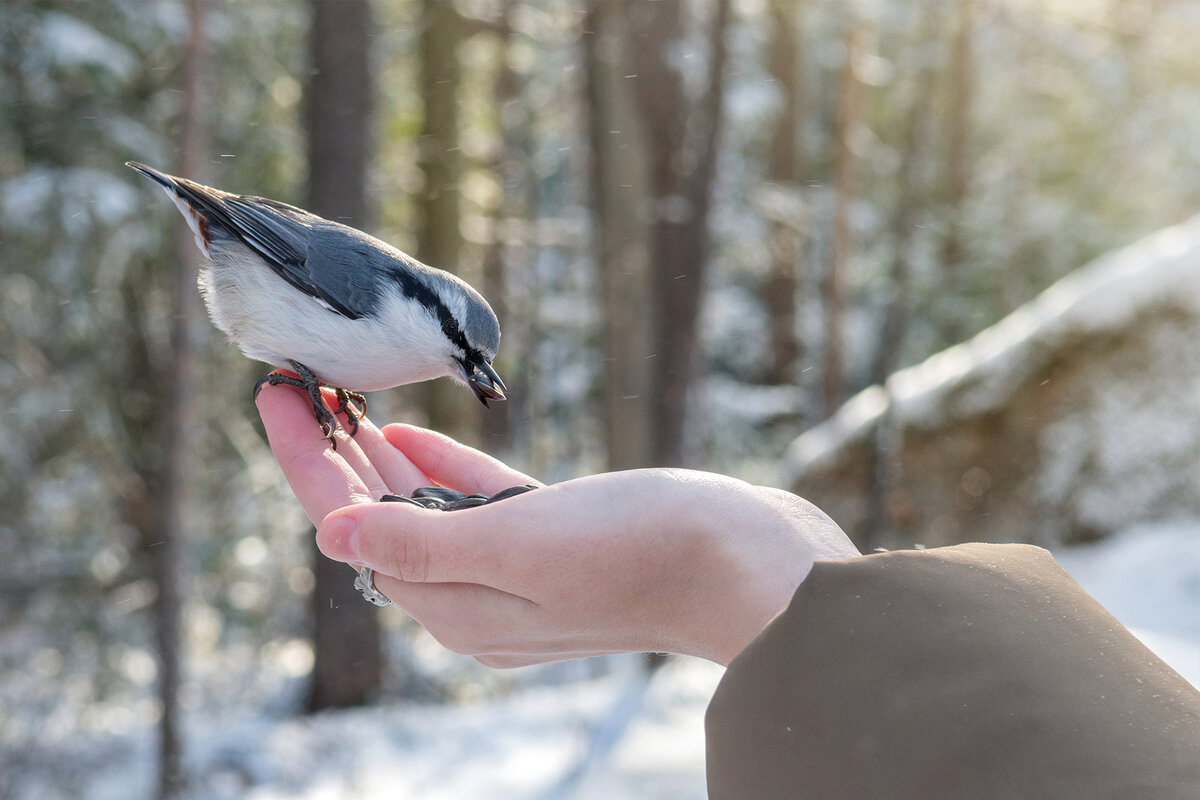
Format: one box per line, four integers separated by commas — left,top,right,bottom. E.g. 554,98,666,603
783,215,1200,546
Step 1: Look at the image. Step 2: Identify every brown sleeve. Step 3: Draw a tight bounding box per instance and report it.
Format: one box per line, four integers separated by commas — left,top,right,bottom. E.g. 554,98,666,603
705,542,1200,799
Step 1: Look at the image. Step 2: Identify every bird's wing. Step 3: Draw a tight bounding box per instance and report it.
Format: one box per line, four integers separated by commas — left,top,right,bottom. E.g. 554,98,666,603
128,163,382,320
299,222,405,320
203,194,399,320
219,198,367,319
223,198,311,278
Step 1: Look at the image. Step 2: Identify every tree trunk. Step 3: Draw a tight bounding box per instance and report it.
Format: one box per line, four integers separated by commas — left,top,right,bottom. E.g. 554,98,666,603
416,0,474,440
863,1,939,548
477,0,530,454
156,2,207,796
822,16,865,419
869,11,936,388
305,0,382,712
584,0,654,470
308,1,372,229
938,0,975,344
627,0,730,467
762,0,804,387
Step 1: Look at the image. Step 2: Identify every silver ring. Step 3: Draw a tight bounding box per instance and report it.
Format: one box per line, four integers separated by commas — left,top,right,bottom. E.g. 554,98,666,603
354,567,392,607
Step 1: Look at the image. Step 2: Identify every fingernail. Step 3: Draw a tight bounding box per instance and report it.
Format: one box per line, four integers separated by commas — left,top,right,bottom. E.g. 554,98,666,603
318,515,359,562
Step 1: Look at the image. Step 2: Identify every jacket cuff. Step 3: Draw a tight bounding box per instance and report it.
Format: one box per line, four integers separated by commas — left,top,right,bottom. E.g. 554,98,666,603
705,543,1200,799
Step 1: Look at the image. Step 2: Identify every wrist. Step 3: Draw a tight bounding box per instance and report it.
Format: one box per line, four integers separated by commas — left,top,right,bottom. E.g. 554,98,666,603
681,483,857,665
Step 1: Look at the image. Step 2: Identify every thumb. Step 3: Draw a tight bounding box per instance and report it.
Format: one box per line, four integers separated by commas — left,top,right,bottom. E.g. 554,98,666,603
316,501,497,584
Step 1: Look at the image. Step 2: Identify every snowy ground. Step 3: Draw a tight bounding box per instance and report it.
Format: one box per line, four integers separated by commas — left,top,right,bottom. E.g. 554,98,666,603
56,655,720,800
1050,520,1200,689
10,522,1198,800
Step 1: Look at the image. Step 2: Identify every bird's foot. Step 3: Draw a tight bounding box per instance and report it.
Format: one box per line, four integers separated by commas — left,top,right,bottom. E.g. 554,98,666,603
332,388,367,436
254,361,361,449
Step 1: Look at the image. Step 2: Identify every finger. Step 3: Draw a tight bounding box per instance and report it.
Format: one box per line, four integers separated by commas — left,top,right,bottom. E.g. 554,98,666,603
256,381,374,524
316,498,530,586
315,410,393,501
381,423,540,494
346,414,432,494
369,576,625,664
374,578,534,648
474,651,628,669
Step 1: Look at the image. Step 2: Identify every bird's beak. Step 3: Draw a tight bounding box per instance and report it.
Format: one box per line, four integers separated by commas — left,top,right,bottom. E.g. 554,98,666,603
467,359,507,406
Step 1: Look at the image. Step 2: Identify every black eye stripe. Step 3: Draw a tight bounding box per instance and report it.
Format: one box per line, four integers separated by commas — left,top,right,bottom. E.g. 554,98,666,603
387,268,472,354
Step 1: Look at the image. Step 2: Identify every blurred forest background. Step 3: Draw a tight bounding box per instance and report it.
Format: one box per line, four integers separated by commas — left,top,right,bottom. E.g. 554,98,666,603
3,0,1200,797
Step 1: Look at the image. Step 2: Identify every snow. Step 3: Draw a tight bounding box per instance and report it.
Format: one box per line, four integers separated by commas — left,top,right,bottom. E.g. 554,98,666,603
7,522,1196,800
783,213,1200,477
1051,520,1200,689
15,655,720,800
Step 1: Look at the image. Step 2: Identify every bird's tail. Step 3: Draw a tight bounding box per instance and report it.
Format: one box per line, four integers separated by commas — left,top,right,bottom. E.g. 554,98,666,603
125,161,178,191
126,161,217,257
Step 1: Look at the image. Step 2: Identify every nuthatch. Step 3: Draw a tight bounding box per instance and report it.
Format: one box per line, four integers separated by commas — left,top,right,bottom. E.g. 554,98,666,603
127,162,505,442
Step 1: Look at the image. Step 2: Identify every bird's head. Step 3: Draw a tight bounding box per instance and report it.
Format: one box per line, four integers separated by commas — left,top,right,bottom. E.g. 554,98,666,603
425,269,506,406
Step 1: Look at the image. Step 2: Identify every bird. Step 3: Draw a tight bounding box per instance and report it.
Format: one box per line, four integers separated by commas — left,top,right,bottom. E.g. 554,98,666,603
126,161,505,444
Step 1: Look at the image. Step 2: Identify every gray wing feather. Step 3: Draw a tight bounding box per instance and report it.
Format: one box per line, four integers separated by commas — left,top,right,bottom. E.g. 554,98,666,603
299,222,396,319
212,197,382,320
223,199,310,276
130,163,390,320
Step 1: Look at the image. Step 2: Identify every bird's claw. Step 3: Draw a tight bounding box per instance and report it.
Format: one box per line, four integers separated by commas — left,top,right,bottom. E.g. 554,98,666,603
333,388,367,436
256,361,365,450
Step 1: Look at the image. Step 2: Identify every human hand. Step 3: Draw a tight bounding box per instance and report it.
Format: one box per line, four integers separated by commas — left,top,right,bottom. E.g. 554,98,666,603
256,381,859,667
